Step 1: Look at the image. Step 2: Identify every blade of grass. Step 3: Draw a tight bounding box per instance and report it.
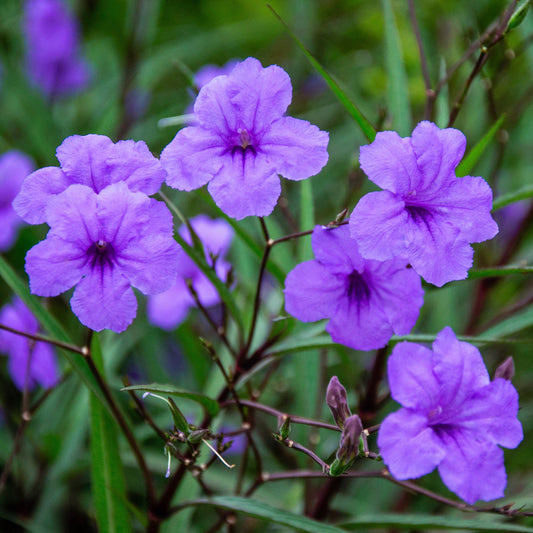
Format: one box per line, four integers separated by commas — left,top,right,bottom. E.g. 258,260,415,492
456,114,506,177
90,334,132,533
267,5,376,142
383,0,412,135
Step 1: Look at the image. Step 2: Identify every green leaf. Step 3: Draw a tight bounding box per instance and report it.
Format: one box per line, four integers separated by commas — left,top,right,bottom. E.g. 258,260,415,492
0,256,108,407
391,333,524,345
468,266,533,278
382,0,411,135
456,115,506,177
341,513,533,531
186,496,348,533
266,332,336,357
159,193,245,333
479,305,533,340
267,6,376,142
493,184,533,211
121,383,220,417
298,179,314,263
90,334,132,533
507,0,531,32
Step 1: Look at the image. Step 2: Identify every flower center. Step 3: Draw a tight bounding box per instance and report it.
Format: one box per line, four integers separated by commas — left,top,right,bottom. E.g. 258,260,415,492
405,205,431,224
346,271,371,304
231,128,256,156
87,239,116,269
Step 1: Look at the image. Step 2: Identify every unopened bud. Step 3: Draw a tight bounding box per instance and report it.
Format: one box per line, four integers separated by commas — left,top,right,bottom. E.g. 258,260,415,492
329,414,363,476
187,429,210,444
326,376,351,429
494,356,515,381
507,0,530,32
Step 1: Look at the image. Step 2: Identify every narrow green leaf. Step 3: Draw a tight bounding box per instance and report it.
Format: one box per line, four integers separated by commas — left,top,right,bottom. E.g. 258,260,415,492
160,193,245,333
456,115,506,177
435,58,449,129
266,332,335,357
267,5,376,142
382,0,411,135
493,184,533,211
468,266,533,278
507,0,531,32
187,496,347,533
391,333,525,345
90,334,132,533
479,305,533,340
0,256,107,406
121,383,220,417
341,513,533,531
298,179,314,263
167,397,191,434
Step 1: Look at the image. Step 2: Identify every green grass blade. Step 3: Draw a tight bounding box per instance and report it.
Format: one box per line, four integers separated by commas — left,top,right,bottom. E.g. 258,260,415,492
186,496,348,533
267,5,376,142
479,305,533,340
121,383,220,417
382,0,411,135
0,255,107,406
493,183,533,210
90,334,132,533
341,513,533,531
456,114,506,177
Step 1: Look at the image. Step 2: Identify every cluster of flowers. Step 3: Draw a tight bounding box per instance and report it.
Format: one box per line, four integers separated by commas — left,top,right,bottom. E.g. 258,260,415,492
1,50,523,505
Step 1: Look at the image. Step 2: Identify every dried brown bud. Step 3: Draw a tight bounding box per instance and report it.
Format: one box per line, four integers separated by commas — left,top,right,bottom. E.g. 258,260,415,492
326,376,351,429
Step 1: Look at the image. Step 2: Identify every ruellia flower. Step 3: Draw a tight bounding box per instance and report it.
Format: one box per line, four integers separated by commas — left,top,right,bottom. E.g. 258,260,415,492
13,134,165,225
283,225,424,351
378,327,523,504
23,0,89,97
0,150,33,251
25,182,180,333
349,121,498,286
147,215,233,330
0,297,59,391
160,57,329,220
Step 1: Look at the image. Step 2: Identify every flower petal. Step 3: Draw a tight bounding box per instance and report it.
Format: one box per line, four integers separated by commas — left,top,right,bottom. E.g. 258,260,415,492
403,208,473,286
70,267,137,333
13,167,71,224
437,429,507,504
387,341,439,410
147,279,194,330
181,215,234,256
359,130,420,195
311,225,365,275
260,116,329,180
30,341,60,389
56,134,114,191
327,289,393,350
429,177,498,243
284,260,345,322
432,327,490,407
411,121,466,194
378,409,446,479
207,151,281,219
25,237,86,296
350,191,408,261
161,126,225,191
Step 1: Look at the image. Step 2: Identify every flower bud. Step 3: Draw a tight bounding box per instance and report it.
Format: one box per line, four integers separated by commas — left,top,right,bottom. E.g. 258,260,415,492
494,356,515,381
326,376,351,429
277,415,291,440
329,414,363,476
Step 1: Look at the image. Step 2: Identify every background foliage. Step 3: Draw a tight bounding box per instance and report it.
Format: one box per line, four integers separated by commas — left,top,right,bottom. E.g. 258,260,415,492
1,0,533,531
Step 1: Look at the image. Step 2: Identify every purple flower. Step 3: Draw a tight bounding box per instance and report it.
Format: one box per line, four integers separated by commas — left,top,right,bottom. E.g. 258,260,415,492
349,121,498,287
147,215,233,330
24,182,180,333
13,134,166,225
24,0,89,97
193,60,240,91
0,151,33,251
160,57,329,220
378,327,523,504
283,225,424,351
0,297,59,391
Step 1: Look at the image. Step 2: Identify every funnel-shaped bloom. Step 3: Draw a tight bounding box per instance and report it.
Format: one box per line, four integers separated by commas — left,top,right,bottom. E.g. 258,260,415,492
13,134,166,225
161,57,329,220
147,215,233,330
284,225,424,351
350,121,498,286
0,298,59,391
25,182,180,332
24,0,89,97
378,327,523,504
